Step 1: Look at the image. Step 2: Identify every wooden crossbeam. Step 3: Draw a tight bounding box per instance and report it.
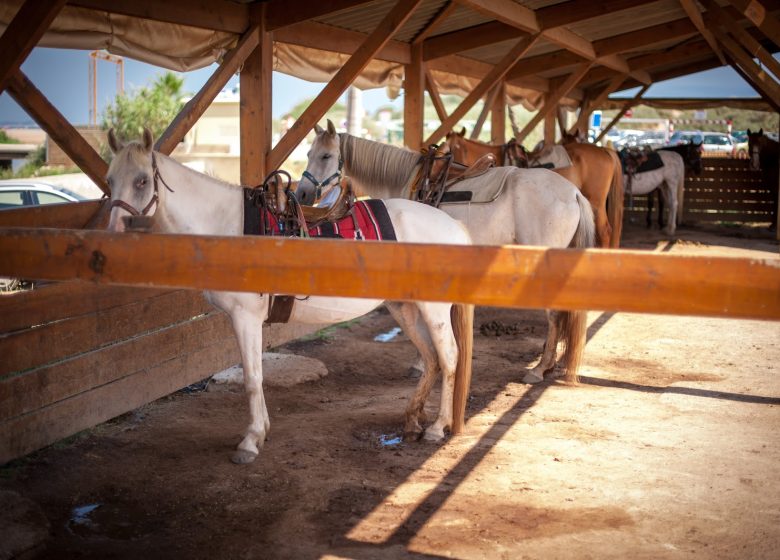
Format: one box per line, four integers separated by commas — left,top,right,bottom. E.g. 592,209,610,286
459,0,539,33
537,0,655,29
515,62,592,142
701,0,780,80
0,0,67,95
424,34,540,145
412,0,457,44
265,0,376,30
713,26,780,108
70,0,249,34
425,70,448,122
679,0,727,64
506,51,584,80
156,25,261,155
268,0,423,170
727,0,780,44
570,73,627,134
594,18,696,57
470,84,501,139
595,84,650,143
6,71,108,194
1,228,778,321
423,21,520,60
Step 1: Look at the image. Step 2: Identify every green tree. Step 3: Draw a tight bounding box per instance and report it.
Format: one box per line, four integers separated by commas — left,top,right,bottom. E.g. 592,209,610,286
101,72,185,143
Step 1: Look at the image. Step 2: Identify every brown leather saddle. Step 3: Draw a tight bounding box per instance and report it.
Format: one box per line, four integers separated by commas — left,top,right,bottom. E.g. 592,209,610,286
411,144,496,207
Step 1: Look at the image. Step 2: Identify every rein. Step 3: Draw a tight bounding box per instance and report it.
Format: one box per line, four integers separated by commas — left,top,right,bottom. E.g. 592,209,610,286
110,152,175,217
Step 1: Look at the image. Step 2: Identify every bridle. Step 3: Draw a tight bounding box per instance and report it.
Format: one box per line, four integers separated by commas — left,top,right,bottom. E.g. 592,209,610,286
109,152,175,217
301,156,343,200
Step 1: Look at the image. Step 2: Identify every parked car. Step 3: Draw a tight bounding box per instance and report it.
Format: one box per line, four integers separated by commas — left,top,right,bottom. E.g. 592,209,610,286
668,130,703,146
638,131,667,149
700,132,735,156
0,181,88,210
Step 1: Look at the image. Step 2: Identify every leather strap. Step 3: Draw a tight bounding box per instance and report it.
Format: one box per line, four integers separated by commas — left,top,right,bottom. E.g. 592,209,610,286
267,295,295,323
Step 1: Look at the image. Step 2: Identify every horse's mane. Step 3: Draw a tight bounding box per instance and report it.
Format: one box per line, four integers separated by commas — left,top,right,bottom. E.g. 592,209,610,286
339,134,421,193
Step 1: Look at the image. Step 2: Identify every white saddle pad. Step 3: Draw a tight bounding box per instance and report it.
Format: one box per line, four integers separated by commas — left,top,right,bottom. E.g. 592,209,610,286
529,145,572,170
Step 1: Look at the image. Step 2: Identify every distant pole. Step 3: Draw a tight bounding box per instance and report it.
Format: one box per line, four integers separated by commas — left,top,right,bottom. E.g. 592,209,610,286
346,86,363,136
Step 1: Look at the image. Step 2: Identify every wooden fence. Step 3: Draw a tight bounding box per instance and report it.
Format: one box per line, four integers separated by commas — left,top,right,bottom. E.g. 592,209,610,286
0,281,324,463
624,158,778,226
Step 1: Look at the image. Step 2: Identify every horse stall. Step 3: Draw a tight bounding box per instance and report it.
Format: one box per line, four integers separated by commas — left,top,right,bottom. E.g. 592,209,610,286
2,0,780,559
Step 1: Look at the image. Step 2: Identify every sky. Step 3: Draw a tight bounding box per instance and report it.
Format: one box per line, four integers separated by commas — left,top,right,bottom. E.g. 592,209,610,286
0,46,765,127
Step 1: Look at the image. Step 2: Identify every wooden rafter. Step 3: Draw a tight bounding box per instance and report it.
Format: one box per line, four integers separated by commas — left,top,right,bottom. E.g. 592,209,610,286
701,0,780,80
470,84,501,139
537,0,655,29
425,70,448,122
570,73,627,134
156,25,261,155
265,0,376,31
515,62,592,142
0,0,67,95
593,18,696,57
6,71,108,194
595,84,650,143
412,0,456,44
679,0,727,64
727,0,780,44
70,0,249,34
715,28,780,108
269,0,424,170
424,34,541,145
505,50,584,81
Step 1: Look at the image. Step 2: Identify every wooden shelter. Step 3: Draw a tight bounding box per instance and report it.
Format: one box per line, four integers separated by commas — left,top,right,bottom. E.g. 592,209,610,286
1,0,780,463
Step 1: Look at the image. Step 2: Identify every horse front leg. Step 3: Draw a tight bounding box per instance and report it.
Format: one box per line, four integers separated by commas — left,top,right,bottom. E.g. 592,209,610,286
663,182,678,236
523,309,559,383
206,291,269,464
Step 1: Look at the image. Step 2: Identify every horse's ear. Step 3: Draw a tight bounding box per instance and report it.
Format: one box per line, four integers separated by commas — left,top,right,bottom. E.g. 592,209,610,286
142,127,154,152
747,128,752,135
759,128,763,135
314,123,324,135
326,119,337,136
107,128,123,154
459,127,466,137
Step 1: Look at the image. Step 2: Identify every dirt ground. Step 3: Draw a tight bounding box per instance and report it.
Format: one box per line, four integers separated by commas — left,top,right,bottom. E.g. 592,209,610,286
2,223,779,560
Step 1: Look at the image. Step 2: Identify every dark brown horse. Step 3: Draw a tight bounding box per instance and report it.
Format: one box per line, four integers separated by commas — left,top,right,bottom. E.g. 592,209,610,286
444,130,624,248
747,128,779,172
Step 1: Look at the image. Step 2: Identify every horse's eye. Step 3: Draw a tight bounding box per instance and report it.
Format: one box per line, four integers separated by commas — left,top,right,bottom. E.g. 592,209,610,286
322,154,331,160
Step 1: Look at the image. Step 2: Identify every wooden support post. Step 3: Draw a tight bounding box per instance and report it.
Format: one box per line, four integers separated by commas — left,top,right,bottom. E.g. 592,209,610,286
269,0,423,170
425,69,448,123
241,5,273,184
1,228,780,321
491,82,506,145
515,62,592,143
777,118,780,241
156,25,261,155
6,71,108,194
0,0,67,95
425,34,540,145
470,84,500,139
544,103,557,144
404,43,425,150
571,73,627,134
595,84,650,143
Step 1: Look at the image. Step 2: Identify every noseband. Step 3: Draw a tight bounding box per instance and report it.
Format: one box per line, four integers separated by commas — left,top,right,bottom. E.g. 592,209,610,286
301,157,343,200
110,152,175,217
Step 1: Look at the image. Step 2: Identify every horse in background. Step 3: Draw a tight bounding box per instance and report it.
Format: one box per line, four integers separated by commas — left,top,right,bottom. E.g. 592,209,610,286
298,121,596,385
105,128,474,462
747,128,779,222
446,129,624,248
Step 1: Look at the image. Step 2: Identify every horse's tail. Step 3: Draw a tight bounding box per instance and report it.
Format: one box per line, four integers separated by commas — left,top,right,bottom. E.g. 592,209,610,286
606,148,625,248
558,191,596,383
451,303,474,434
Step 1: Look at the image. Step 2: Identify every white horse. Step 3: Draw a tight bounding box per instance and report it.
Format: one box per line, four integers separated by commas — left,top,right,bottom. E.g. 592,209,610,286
105,129,473,464
299,120,596,384
623,150,685,236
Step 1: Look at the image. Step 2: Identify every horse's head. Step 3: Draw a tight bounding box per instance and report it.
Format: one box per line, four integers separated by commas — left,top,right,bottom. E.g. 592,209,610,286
561,129,583,145
106,128,167,232
298,119,342,205
444,128,468,163
686,141,703,175
747,128,764,171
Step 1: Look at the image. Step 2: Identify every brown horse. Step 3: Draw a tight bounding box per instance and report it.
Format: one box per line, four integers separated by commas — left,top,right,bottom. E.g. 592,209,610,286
444,130,624,248
747,128,779,172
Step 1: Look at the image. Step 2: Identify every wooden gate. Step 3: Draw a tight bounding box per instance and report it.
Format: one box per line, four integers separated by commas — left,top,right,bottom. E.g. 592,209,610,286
624,158,778,226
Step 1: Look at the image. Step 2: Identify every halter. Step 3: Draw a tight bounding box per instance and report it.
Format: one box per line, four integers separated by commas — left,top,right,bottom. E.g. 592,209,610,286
301,156,343,200
110,152,174,217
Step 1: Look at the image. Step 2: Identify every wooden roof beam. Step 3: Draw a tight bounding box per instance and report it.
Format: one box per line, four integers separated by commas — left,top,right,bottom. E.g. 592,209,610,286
727,0,780,45
679,0,727,64
269,0,424,169
423,21,521,60
594,17,696,56
156,25,261,155
456,0,540,33
425,69,449,122
265,0,377,31
412,0,457,44
595,84,650,143
6,70,108,194
713,26,780,108
570,73,628,134
0,0,67,95
425,33,541,144
506,50,584,80
536,0,658,29
70,0,249,34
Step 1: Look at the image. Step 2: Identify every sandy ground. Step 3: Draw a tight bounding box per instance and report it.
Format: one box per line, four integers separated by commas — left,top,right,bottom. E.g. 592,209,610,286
2,223,779,560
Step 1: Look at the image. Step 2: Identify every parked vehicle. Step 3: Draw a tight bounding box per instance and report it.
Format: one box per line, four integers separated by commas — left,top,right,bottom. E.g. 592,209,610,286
668,130,703,145
638,131,667,149
700,132,735,157
0,181,88,209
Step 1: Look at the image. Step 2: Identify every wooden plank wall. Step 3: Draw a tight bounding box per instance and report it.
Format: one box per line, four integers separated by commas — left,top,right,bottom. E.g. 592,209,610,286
0,282,323,464
624,158,778,226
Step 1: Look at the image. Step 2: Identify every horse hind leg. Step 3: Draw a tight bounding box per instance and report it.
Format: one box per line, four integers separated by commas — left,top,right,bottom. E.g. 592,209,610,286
523,310,560,383
385,303,438,438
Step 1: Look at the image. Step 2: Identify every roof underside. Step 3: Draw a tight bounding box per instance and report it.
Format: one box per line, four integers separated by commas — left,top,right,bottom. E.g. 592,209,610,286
1,0,778,110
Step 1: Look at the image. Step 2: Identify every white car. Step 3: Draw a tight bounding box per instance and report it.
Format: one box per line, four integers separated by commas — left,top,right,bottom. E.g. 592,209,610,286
699,132,735,156
0,180,88,209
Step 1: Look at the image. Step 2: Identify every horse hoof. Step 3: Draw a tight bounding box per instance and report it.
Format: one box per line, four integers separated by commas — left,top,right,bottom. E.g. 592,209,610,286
522,371,544,384
407,366,422,379
231,449,258,464
422,428,445,443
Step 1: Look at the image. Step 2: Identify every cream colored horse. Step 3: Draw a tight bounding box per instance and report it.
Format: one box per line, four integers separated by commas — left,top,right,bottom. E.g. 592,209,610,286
623,150,685,236
299,120,596,384
106,129,473,464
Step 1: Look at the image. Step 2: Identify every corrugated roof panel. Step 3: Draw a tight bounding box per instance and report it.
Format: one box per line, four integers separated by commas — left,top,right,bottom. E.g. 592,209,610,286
568,0,686,41
426,4,493,36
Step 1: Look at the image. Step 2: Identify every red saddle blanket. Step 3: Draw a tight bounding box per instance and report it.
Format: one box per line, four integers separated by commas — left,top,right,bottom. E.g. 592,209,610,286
246,198,396,241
